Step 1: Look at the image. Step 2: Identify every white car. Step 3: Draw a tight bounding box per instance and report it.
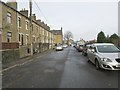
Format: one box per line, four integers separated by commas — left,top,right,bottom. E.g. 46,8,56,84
63,44,68,48
87,43,120,70
56,45,63,51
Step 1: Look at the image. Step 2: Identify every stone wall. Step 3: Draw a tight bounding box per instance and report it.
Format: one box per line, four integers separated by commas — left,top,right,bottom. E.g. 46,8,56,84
2,49,19,65
42,43,49,52
19,46,30,58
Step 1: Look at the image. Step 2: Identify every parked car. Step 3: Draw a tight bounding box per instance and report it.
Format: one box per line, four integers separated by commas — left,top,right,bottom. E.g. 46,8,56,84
87,43,120,70
56,45,63,51
76,44,79,49
82,44,90,56
63,44,68,48
118,47,120,50
52,44,56,49
73,44,77,48
77,44,84,52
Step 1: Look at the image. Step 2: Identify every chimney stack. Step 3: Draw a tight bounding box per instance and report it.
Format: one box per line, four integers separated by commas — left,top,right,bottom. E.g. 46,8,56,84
61,27,62,31
36,19,42,25
32,14,36,21
20,8,29,17
7,0,17,10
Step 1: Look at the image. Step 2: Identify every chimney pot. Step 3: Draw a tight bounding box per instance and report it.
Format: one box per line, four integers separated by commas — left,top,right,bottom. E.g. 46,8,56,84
20,9,28,17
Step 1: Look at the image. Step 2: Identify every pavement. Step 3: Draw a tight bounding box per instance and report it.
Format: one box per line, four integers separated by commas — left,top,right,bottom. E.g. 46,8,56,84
2,49,54,70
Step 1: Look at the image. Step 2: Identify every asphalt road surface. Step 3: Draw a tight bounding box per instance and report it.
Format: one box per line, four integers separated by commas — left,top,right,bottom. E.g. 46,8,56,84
2,46,119,88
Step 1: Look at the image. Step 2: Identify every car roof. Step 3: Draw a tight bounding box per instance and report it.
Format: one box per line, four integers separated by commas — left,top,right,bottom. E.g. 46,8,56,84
86,44,91,46
92,43,114,46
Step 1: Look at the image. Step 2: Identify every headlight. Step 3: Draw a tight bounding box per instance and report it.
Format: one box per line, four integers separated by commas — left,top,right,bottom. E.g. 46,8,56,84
101,58,112,62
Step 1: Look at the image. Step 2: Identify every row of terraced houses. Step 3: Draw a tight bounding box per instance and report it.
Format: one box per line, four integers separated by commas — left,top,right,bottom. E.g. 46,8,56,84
0,1,63,64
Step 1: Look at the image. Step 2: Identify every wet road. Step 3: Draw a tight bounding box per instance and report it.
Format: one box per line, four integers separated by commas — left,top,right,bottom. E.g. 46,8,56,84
2,47,119,88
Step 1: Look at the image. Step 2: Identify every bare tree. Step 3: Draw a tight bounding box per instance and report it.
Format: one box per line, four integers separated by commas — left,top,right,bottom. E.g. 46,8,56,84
64,31,73,45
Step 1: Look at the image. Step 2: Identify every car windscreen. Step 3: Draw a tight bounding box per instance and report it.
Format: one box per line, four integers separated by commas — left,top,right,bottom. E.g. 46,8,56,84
97,45,120,53
79,45,84,47
57,45,62,47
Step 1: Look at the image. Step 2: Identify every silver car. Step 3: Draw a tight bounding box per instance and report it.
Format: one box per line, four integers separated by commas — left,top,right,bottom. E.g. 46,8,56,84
87,43,120,70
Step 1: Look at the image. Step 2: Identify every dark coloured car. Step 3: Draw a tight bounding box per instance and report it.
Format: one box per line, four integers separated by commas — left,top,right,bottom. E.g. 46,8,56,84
82,44,90,56
77,44,84,52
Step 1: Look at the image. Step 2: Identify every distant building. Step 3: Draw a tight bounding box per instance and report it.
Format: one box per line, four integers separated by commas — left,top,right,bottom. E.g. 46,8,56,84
79,39,85,45
88,39,97,44
64,38,74,46
51,28,63,45
70,38,74,44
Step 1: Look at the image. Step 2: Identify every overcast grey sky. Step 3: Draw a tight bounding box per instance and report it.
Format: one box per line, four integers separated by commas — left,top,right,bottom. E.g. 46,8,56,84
3,0,119,41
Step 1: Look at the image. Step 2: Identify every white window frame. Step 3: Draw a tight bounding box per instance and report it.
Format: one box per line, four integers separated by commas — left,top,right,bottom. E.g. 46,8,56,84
7,31,12,42
26,20,29,30
26,34,29,45
18,16,21,28
7,12,12,24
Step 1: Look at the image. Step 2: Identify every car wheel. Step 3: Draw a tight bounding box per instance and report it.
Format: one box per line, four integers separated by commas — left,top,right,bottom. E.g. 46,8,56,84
95,60,100,70
84,53,87,56
82,52,84,55
87,59,90,62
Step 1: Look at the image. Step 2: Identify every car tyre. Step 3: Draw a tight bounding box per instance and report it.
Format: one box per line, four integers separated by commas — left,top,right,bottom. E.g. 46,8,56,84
85,54,87,56
95,60,100,70
87,59,90,62
82,52,84,55
84,53,87,56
